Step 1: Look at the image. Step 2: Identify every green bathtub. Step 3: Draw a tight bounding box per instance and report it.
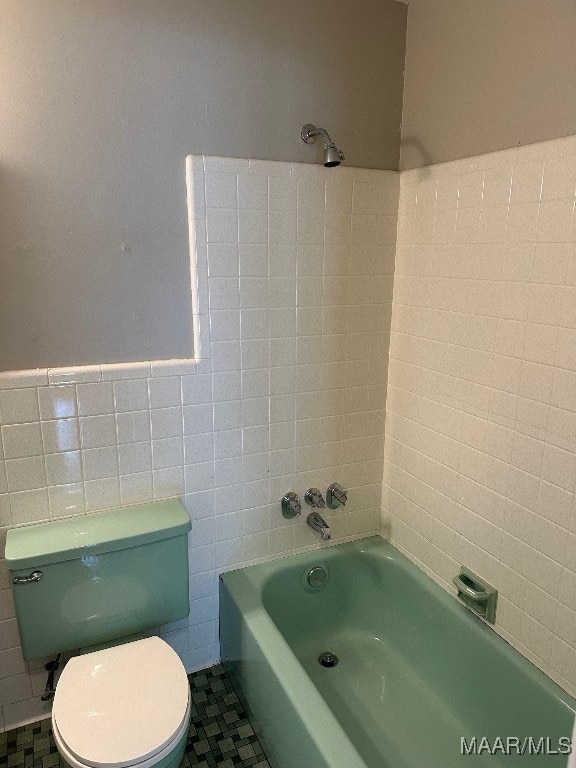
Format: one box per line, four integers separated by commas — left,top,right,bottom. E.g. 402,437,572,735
220,536,576,768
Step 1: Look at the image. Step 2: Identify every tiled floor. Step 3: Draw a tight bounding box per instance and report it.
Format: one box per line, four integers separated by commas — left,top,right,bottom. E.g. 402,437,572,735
0,665,271,768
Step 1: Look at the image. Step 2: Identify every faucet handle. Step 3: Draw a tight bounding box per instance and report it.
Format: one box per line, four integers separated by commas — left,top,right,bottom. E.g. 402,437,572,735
304,488,325,508
281,492,302,519
326,483,347,509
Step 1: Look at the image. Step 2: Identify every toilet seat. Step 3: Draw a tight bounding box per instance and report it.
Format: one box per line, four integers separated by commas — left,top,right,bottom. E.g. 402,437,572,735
52,698,190,768
52,637,190,768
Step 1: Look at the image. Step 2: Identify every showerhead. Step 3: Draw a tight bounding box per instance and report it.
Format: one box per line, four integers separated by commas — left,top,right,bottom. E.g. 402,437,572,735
301,124,345,167
322,145,343,167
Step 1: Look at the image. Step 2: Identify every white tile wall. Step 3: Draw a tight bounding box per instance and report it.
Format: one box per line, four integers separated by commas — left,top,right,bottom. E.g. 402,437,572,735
383,134,576,698
0,156,398,730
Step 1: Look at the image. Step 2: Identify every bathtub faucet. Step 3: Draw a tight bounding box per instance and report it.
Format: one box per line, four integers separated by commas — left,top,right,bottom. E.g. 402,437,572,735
307,511,331,541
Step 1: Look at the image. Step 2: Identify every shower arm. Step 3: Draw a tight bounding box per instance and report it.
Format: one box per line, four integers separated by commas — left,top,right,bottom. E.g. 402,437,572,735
301,124,337,150
301,125,334,148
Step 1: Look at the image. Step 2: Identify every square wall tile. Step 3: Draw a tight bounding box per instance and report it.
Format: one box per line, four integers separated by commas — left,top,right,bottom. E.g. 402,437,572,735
113,379,150,413
148,377,182,409
119,442,153,475
85,478,120,512
538,200,575,242
80,415,117,449
45,451,82,485
206,208,238,243
41,418,80,454
120,471,153,506
152,467,184,499
238,210,268,244
48,483,85,518
208,278,240,311
184,433,214,464
205,172,237,209
38,386,77,420
152,437,184,470
82,446,119,481
238,243,268,276
207,243,239,277
269,177,297,210
0,390,39,424
116,411,151,444
150,407,183,440
10,488,49,525
238,174,267,210
6,457,46,492
1,424,43,459
77,383,114,417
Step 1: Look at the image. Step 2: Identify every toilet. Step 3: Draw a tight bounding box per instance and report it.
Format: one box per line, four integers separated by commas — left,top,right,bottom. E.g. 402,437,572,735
5,500,192,768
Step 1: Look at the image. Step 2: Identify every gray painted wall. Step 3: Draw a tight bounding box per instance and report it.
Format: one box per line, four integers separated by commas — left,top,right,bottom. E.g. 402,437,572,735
0,0,406,372
401,0,576,170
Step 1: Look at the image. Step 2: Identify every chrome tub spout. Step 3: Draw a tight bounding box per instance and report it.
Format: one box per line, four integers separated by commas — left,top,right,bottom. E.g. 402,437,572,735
307,511,331,541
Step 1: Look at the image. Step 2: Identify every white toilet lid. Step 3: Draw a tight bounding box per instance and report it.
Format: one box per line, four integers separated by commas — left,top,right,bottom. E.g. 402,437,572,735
53,637,190,768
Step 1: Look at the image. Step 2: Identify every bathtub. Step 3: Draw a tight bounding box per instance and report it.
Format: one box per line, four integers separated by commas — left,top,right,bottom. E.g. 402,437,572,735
220,536,576,768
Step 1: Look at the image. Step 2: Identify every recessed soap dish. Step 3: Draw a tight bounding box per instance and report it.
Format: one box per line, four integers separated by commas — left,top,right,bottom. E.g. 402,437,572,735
453,567,498,624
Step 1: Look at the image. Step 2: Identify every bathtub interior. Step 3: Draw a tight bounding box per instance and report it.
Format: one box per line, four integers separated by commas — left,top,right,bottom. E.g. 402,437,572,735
222,536,576,768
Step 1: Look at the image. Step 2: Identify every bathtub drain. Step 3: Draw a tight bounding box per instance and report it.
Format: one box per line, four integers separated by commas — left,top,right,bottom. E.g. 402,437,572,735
319,651,338,668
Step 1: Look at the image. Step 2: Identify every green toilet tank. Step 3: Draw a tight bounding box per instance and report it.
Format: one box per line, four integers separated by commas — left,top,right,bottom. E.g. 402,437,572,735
5,500,191,661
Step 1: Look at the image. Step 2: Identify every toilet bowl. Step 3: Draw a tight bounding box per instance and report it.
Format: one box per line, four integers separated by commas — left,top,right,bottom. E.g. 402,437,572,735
52,637,191,768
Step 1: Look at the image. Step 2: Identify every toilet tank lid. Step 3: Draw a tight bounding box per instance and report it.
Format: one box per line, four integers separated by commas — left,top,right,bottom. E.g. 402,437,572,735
5,500,191,570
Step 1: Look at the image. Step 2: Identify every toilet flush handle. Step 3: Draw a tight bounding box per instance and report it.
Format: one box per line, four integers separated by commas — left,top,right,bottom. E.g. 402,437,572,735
12,570,44,584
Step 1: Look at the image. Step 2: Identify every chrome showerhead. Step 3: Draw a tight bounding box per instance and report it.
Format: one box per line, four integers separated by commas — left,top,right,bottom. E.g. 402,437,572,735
301,124,345,167
322,145,344,167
